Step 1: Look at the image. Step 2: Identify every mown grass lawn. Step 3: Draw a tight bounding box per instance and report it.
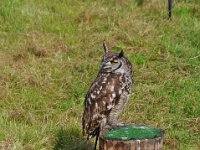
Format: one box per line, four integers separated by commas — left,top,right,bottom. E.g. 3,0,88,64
0,0,200,149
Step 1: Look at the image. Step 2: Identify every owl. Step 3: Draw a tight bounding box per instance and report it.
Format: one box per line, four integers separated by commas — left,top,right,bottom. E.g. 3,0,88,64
82,43,133,141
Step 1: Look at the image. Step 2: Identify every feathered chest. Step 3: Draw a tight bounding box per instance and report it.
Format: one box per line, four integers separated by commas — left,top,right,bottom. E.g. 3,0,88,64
85,72,132,109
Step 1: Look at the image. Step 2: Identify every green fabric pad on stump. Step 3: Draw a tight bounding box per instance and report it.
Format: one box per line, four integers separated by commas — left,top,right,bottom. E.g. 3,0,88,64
104,125,163,140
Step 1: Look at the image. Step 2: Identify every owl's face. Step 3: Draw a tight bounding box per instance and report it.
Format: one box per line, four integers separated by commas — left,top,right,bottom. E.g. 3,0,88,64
100,43,125,73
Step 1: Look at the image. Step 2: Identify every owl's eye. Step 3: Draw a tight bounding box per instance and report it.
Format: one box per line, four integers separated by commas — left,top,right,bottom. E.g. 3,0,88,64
110,60,118,64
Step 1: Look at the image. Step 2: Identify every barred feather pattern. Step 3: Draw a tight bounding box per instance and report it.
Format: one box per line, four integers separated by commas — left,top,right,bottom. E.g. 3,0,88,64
82,45,133,140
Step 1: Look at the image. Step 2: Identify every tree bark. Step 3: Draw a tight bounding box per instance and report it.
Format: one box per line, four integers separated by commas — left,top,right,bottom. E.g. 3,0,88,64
99,126,164,150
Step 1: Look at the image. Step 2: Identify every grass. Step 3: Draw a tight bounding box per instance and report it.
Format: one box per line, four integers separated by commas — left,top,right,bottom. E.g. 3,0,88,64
0,0,200,149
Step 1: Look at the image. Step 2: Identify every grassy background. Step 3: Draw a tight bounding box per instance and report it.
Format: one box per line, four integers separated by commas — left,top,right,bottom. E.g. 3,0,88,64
0,0,200,149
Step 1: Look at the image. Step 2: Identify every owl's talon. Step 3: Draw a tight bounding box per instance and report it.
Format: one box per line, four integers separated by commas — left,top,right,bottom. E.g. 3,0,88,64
111,123,125,129
103,125,112,130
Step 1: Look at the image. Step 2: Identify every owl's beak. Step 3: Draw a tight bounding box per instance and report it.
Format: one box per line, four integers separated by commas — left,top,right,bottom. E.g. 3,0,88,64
102,65,110,69
101,62,111,71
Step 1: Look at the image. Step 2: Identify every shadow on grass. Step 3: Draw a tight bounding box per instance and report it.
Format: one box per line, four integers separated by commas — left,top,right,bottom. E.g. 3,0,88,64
54,128,93,150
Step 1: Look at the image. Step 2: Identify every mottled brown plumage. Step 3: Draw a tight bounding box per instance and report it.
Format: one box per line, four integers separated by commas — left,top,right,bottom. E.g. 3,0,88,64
82,43,133,140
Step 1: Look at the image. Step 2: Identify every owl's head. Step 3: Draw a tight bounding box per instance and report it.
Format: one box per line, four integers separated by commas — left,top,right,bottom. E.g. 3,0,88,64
100,43,131,73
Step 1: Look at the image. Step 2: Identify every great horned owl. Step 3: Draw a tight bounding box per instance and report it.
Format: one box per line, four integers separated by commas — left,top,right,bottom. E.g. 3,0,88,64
82,43,133,141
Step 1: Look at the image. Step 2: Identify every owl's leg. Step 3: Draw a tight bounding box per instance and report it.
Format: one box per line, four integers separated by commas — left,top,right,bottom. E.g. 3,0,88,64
107,109,125,129
107,97,128,129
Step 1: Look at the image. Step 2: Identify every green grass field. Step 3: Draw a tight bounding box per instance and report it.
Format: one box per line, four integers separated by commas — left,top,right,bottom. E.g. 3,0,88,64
0,0,200,149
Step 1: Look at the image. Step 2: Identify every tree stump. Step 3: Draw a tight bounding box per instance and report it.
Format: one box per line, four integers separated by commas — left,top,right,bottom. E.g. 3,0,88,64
99,124,164,150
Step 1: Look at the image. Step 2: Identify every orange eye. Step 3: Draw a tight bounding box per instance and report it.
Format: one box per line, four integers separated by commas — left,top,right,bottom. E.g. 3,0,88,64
111,60,118,64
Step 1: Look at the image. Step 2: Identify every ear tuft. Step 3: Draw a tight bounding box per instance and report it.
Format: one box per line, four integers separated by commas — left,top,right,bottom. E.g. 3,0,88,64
118,50,124,58
103,42,109,53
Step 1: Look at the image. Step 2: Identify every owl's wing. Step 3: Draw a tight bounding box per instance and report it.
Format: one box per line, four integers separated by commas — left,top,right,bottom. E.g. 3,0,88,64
82,73,122,138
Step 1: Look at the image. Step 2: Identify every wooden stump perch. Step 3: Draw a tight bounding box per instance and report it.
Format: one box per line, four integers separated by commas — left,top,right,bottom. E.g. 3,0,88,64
99,124,164,150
